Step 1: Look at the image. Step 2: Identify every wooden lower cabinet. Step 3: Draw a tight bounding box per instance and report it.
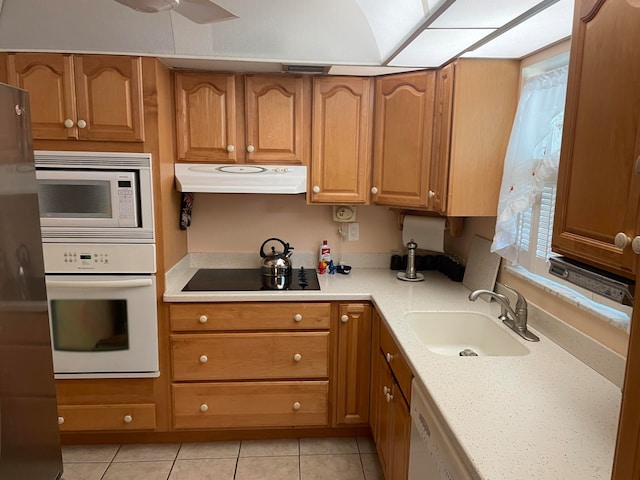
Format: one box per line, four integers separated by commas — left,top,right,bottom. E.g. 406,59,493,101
172,381,329,429
171,332,329,381
333,303,372,426
169,302,332,430
372,311,412,480
57,404,156,432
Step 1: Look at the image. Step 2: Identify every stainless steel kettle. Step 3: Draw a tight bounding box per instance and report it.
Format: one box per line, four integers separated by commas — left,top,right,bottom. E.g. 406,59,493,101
259,237,294,277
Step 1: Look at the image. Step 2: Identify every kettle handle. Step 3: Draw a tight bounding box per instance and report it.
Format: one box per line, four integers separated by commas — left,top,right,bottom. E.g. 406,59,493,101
260,237,293,258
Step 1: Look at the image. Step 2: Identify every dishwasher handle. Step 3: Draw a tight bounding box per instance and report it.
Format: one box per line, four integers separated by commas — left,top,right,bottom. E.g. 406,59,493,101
46,278,153,289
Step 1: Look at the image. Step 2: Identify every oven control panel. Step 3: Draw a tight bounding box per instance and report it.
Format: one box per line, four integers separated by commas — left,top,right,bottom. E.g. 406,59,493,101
43,243,156,274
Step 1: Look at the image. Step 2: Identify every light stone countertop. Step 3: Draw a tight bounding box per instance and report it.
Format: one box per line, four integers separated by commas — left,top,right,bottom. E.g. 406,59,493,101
164,254,623,480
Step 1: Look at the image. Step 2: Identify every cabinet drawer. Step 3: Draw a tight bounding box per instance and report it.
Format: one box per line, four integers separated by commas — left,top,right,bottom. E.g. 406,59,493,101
173,381,328,429
57,404,156,432
169,303,330,331
171,332,329,380
379,321,412,403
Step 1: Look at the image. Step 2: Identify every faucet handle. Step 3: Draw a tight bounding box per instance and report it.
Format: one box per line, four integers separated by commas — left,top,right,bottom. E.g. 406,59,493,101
502,284,527,312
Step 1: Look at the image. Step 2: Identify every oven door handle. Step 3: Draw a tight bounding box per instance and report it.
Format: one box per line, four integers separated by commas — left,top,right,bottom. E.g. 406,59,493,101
46,279,153,288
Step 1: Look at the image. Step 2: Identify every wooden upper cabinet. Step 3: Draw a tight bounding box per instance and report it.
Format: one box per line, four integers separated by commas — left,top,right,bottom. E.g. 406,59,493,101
430,59,519,216
175,73,309,164
310,76,373,204
6,53,144,142
244,75,309,164
175,72,237,162
429,63,455,214
371,71,436,208
553,0,640,279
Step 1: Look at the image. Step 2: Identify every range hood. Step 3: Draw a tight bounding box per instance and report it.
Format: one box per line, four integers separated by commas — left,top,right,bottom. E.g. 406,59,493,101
175,164,307,194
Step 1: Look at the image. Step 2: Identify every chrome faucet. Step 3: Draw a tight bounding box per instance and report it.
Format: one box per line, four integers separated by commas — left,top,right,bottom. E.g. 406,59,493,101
468,285,540,342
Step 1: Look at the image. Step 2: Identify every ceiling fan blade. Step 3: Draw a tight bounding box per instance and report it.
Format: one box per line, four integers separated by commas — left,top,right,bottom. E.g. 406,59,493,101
174,0,237,24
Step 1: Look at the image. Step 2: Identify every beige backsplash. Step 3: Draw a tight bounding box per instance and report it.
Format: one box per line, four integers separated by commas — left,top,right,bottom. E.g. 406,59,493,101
187,193,406,256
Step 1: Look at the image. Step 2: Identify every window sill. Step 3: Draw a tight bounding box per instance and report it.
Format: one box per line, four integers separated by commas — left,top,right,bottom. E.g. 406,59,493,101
504,265,631,333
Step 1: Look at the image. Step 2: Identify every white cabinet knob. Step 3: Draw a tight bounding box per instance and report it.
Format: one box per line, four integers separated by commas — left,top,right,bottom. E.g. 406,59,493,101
293,353,302,362
312,186,320,193
63,119,74,128
428,190,436,199
199,355,208,363
371,187,378,195
200,404,209,412
340,314,349,323
386,352,393,363
294,313,303,322
199,315,208,324
123,415,133,423
385,392,393,403
383,385,389,395
226,144,235,152
292,402,301,410
632,236,640,254
614,232,631,249
58,416,65,425
247,145,255,153
77,119,87,129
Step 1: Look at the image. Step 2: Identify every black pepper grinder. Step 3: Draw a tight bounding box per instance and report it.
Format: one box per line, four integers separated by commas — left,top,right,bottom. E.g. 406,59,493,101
397,239,425,282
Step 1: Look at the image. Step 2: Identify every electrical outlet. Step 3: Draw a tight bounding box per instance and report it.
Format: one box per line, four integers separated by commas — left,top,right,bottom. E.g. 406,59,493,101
347,222,360,241
333,205,357,222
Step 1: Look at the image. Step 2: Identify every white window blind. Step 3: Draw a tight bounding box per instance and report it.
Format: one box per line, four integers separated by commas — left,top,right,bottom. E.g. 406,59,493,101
515,183,557,275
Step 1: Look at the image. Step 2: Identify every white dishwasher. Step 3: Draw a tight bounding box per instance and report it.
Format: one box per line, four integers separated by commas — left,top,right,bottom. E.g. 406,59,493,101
408,379,475,480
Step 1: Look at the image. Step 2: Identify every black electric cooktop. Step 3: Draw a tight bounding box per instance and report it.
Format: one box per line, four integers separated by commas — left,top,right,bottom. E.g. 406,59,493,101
182,268,320,292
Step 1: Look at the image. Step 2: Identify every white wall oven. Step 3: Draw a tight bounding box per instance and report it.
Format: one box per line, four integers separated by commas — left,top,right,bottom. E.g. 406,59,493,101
36,151,159,379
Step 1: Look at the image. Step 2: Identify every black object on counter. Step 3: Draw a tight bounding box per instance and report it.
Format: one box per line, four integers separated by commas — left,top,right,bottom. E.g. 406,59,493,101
182,268,320,291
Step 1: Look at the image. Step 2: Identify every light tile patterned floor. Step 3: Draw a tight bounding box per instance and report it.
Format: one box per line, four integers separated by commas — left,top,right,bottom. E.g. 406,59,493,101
60,436,384,480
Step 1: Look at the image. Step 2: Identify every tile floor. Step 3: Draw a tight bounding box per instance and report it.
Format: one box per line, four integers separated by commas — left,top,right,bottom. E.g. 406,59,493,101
60,436,384,480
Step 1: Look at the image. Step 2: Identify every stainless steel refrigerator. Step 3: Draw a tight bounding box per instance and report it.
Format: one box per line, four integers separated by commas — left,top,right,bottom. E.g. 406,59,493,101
0,83,63,479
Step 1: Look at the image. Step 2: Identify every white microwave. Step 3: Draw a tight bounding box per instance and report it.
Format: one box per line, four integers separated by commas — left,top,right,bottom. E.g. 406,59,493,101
34,151,154,243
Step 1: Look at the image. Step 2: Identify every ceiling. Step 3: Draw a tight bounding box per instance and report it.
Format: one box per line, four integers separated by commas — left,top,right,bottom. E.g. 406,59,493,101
0,0,574,75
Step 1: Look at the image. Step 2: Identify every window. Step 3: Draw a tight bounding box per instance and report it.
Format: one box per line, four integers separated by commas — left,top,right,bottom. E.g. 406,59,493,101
499,55,632,327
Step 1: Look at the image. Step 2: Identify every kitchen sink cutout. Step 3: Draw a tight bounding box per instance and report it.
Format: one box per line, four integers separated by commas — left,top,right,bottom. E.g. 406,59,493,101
405,311,530,357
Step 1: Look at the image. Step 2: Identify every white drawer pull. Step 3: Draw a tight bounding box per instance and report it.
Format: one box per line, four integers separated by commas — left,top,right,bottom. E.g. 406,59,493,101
226,144,235,152
383,385,389,395
294,314,303,322
293,353,302,362
386,392,393,403
292,402,301,410
386,352,393,362
247,145,255,153
123,415,133,423
58,416,65,425
77,119,87,129
200,404,209,412
63,119,74,128
199,355,208,363
199,315,208,324
340,314,349,323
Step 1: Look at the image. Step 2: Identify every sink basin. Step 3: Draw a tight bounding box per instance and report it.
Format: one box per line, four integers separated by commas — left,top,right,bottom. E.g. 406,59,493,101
405,311,530,357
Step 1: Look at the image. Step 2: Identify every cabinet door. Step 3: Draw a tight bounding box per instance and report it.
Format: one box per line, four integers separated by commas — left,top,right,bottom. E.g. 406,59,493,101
6,53,77,140
429,63,455,214
175,72,237,162
333,303,372,426
553,0,640,278
390,393,411,480
73,55,144,142
374,350,395,476
371,71,436,208
244,75,309,164
310,77,373,204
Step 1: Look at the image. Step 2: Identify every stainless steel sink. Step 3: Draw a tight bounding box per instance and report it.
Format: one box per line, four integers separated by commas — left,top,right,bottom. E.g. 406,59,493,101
405,311,530,357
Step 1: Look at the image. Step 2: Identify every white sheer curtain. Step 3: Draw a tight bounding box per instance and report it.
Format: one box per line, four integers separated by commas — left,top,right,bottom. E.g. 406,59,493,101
491,65,569,262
